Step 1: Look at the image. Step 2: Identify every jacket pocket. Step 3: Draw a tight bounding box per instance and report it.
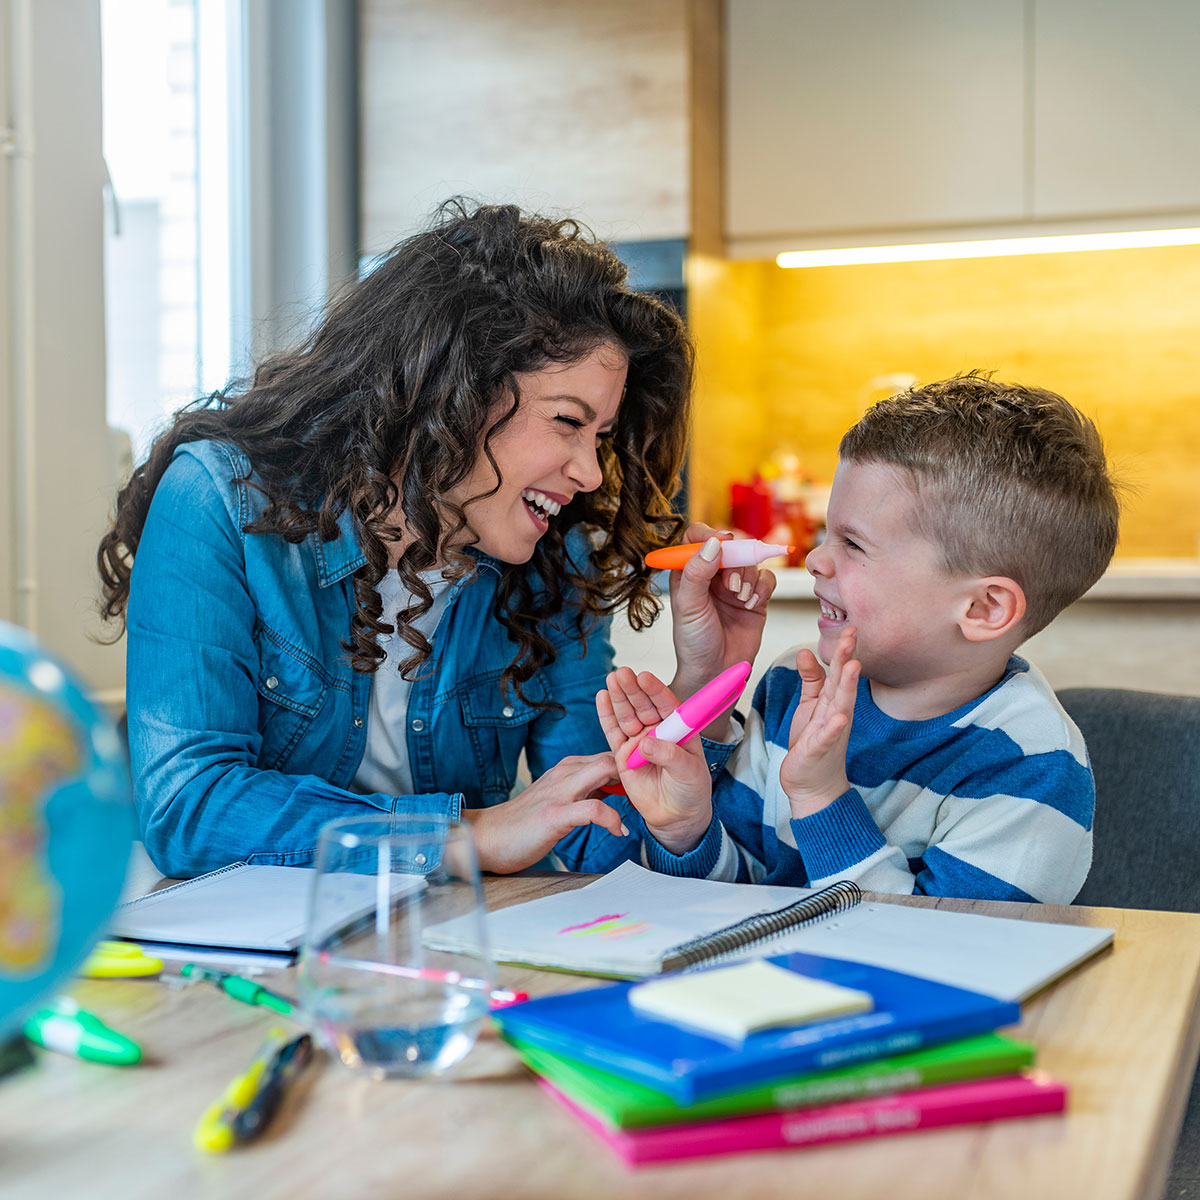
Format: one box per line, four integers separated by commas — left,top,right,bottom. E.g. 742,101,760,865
254,626,329,770
458,672,548,799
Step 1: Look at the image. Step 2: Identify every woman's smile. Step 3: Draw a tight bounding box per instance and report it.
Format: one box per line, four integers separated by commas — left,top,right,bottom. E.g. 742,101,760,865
520,488,567,529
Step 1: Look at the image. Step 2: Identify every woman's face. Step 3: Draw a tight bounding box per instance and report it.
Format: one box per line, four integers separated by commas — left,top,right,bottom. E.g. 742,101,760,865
447,343,628,564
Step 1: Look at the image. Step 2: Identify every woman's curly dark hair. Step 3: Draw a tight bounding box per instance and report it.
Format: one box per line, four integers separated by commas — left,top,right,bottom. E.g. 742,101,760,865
97,200,692,707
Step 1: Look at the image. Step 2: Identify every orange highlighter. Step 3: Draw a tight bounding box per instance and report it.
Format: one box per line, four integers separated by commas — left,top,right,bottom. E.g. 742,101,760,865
645,539,793,570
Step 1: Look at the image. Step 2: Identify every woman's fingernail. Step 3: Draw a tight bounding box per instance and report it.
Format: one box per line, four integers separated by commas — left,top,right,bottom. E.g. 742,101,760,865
620,823,630,837
728,571,742,592
739,581,753,603
746,592,760,609
700,536,721,562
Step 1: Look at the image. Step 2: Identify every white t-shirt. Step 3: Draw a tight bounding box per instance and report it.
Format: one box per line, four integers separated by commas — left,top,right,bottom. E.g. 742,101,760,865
351,569,451,797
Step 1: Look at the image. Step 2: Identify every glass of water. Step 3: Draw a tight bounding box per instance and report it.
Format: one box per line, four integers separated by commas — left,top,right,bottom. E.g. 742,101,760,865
298,812,494,1079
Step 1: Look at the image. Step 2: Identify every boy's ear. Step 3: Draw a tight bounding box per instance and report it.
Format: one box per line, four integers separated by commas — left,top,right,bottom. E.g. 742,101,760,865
959,576,1026,643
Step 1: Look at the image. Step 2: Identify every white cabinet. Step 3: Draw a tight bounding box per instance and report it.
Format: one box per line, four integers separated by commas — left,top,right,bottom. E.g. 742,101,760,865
725,0,1200,256
726,0,1026,251
1032,0,1200,219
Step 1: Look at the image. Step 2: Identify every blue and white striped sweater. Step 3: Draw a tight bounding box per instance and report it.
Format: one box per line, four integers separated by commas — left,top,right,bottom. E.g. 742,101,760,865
641,653,1094,903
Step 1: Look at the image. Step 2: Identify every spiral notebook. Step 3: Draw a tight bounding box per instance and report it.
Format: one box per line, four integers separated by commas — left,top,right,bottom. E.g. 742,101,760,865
427,861,1113,998
425,860,860,978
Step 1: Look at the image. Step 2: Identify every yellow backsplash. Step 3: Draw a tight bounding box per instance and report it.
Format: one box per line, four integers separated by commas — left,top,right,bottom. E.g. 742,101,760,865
687,244,1200,558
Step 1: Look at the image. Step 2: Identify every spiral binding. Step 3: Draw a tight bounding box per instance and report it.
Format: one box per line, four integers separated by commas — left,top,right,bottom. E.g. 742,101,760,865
115,860,249,908
659,879,862,973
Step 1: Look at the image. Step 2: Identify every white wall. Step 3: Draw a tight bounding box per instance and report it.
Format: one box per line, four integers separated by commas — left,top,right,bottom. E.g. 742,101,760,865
0,2,13,636
1,0,121,700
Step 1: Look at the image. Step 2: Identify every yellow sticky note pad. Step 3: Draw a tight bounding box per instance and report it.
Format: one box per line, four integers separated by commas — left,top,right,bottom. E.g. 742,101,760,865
628,959,874,1040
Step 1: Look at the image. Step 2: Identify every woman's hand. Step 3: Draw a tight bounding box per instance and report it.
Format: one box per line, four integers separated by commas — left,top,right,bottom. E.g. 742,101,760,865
779,627,860,819
596,667,713,856
463,753,627,874
667,524,776,726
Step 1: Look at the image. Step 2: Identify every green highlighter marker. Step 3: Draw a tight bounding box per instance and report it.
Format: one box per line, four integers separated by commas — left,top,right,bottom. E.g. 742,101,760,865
181,964,295,1016
22,996,142,1066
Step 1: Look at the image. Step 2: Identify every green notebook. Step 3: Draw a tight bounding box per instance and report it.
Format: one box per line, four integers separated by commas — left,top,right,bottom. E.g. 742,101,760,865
506,1031,1035,1130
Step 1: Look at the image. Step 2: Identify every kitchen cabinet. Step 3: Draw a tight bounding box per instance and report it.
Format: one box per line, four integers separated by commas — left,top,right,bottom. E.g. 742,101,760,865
726,0,1026,251
359,0,690,253
1032,0,1200,219
725,0,1200,257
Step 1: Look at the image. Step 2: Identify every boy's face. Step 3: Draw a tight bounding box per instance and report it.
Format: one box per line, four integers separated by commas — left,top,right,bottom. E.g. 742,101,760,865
806,460,976,689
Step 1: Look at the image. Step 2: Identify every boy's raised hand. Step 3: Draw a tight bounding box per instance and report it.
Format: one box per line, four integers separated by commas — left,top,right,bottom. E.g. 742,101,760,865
779,627,861,819
596,667,714,856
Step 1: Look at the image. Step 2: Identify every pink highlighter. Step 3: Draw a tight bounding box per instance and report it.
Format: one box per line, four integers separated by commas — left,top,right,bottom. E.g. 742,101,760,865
624,660,753,771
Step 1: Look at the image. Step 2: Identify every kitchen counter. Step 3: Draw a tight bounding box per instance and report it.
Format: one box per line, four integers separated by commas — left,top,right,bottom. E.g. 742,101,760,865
614,589,1200,707
770,558,1200,601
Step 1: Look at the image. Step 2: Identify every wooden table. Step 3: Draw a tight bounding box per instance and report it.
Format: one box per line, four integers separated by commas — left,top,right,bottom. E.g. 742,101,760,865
2,876,1198,1200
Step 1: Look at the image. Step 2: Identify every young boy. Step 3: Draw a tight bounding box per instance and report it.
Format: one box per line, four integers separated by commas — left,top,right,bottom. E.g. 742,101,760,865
599,374,1120,902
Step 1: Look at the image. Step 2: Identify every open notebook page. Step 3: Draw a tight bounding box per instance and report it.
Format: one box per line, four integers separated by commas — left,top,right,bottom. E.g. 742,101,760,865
426,861,823,976
112,863,423,954
763,899,1113,1002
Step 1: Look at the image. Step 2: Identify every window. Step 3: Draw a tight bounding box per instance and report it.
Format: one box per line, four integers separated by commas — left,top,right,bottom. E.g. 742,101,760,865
102,0,247,465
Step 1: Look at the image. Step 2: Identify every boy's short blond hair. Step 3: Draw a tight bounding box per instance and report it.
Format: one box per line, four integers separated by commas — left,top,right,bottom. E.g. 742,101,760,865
838,373,1120,636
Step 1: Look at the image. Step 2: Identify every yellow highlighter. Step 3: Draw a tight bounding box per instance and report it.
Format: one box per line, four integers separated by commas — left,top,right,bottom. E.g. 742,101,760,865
80,941,164,978
193,1028,290,1153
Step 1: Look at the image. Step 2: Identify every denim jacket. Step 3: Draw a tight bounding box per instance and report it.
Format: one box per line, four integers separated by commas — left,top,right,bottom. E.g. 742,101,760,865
125,441,725,878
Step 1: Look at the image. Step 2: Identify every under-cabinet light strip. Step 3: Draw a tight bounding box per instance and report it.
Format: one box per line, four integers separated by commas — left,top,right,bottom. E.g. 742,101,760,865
776,227,1200,268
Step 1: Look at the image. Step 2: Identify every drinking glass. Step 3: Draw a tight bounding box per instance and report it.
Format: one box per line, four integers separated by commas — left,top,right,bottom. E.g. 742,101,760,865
298,812,493,1079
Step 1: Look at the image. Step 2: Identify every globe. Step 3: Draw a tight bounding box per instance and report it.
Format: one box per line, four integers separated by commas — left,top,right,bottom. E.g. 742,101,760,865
0,620,134,1039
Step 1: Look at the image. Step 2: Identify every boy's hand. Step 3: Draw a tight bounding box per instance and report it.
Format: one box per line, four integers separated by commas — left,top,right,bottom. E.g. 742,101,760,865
596,667,714,855
779,627,861,819
463,753,627,874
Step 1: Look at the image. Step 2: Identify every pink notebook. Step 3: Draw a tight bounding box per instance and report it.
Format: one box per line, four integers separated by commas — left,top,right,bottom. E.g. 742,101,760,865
539,1070,1067,1166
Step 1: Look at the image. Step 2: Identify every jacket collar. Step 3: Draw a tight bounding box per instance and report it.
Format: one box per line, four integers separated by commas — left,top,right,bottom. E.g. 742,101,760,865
311,508,367,587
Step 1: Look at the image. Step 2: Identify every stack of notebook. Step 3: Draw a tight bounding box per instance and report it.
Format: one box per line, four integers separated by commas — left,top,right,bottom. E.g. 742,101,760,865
494,954,1067,1166
471,865,1113,1166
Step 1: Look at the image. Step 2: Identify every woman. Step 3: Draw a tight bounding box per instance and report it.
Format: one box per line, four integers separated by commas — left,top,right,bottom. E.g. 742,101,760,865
98,201,773,878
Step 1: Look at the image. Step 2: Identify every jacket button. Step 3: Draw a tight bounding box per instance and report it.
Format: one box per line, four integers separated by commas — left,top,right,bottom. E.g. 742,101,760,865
414,853,427,866
265,676,278,690
353,717,364,728
502,705,514,718
410,718,425,732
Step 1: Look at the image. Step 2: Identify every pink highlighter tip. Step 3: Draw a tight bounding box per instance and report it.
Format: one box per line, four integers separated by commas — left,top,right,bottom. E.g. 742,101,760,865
624,660,752,772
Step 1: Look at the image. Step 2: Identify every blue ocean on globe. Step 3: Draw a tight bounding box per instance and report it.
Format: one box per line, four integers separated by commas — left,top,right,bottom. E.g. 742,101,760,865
0,621,134,1038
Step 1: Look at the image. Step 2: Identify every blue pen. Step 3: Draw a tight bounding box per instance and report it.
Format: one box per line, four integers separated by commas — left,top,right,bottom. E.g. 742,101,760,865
22,996,142,1066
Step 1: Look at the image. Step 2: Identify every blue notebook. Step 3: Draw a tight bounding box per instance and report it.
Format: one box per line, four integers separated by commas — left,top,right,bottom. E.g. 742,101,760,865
493,952,1020,1104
